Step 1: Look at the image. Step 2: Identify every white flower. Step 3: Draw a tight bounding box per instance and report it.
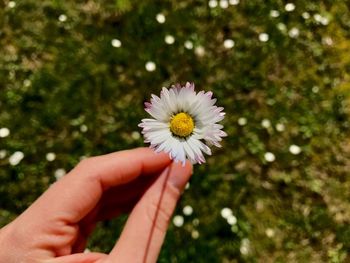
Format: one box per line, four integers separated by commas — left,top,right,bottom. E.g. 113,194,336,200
289,144,301,155
302,12,310,19
219,0,229,9
9,151,24,166
240,238,251,255
0,128,10,138
221,207,232,218
183,205,193,216
259,33,269,42
285,3,295,12
156,13,166,24
54,168,66,180
145,61,156,72
265,228,275,238
165,35,175,45
0,150,7,159
46,152,56,162
8,1,16,8
191,230,200,239
223,39,235,49
111,39,122,48
184,40,194,50
261,119,271,128
264,152,275,162
229,0,239,5
58,14,67,22
227,214,237,225
139,83,226,165
275,123,285,132
238,117,247,126
288,27,300,38
194,46,205,57
173,215,184,227
208,0,218,8
270,10,280,18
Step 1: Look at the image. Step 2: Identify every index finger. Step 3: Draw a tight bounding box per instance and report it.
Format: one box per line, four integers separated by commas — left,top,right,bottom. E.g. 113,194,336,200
21,148,171,223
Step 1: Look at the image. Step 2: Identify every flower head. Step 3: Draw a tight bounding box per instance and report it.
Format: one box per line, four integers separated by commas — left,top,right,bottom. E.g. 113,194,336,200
139,82,226,165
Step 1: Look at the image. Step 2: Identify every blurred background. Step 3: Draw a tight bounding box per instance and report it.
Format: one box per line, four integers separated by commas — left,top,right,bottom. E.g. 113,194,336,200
1,0,350,262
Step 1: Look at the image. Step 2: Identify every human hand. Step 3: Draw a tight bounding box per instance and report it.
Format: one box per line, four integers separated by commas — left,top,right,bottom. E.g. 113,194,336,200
0,148,192,263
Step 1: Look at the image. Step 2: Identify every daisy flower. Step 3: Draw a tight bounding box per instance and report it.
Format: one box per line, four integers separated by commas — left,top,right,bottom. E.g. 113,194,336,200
139,82,226,165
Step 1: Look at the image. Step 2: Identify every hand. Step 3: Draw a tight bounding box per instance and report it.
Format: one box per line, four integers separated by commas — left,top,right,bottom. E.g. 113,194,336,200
0,148,192,263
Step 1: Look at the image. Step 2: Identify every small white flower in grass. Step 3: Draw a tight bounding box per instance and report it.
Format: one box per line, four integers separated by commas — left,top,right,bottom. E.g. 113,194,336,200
265,228,275,238
238,117,247,126
208,0,218,8
288,27,299,38
165,35,175,45
195,46,205,57
264,152,275,162
221,207,232,219
314,14,322,23
145,61,156,72
0,150,7,159
8,1,16,8
223,39,235,49
259,33,269,42
240,238,251,255
192,218,200,226
58,14,67,22
9,151,24,166
46,152,56,162
227,214,237,225
285,3,295,12
173,215,184,227
80,124,88,132
261,119,271,128
183,205,193,216
131,131,141,140
277,23,287,32
139,83,226,165
184,40,193,50
23,79,31,87
270,10,280,18
275,123,285,132
0,128,10,138
191,230,199,239
312,86,320,93
289,144,301,155
185,182,190,189
314,14,329,26
320,17,329,26
111,39,122,48
54,168,66,180
156,13,166,24
302,12,310,19
229,0,239,5
322,37,333,46
219,0,229,9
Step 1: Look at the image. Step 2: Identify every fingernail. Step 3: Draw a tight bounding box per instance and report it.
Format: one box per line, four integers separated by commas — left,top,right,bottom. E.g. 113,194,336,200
168,161,193,190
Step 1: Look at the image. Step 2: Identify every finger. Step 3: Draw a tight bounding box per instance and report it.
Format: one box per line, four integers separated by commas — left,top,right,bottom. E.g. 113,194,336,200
44,252,107,263
22,148,171,224
108,161,192,263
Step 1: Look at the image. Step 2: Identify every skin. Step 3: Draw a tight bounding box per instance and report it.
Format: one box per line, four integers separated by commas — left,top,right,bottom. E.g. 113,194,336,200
0,147,192,263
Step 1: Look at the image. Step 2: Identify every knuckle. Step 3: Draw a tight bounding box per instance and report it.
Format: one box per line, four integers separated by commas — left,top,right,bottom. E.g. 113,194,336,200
77,157,95,169
145,184,181,232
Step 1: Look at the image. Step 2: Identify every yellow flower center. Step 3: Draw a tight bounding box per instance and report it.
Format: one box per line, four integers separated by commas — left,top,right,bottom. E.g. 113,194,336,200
170,112,194,137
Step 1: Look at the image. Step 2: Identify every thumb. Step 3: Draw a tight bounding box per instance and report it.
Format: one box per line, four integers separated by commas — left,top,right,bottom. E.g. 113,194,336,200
108,161,192,263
